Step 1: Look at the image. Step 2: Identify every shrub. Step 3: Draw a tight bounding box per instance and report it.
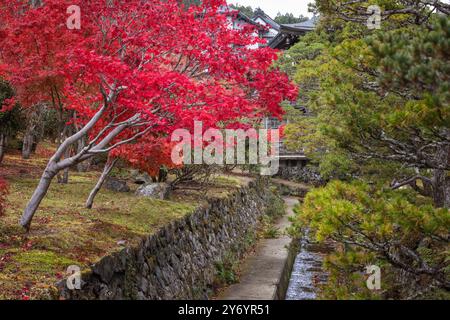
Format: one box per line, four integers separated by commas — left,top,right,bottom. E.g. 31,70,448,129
263,225,280,239
215,252,239,286
265,192,285,219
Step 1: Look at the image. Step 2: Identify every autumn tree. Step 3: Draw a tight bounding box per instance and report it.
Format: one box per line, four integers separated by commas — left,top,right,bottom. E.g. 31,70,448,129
0,0,78,164
0,0,295,229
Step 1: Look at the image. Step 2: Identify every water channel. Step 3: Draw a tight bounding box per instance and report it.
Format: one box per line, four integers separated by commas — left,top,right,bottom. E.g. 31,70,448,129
285,231,331,300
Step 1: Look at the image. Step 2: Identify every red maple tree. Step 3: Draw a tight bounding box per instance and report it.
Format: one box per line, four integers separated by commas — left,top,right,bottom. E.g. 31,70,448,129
0,0,297,229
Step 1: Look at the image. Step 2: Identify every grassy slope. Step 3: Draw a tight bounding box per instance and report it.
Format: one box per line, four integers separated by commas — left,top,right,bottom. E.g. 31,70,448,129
0,145,242,299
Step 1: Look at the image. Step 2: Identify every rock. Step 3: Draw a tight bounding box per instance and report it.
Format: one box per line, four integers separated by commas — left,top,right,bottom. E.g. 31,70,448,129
117,240,127,246
135,183,169,200
277,166,324,186
104,177,130,193
134,172,153,185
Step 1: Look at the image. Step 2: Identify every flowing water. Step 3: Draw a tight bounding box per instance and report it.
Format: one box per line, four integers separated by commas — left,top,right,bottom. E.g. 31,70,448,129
285,231,331,300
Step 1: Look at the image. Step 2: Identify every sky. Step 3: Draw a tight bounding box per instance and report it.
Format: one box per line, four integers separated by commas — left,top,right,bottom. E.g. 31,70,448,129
229,0,312,18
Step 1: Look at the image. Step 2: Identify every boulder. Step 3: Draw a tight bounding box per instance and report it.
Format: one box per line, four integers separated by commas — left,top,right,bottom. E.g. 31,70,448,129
134,173,153,185
104,177,130,193
135,183,169,200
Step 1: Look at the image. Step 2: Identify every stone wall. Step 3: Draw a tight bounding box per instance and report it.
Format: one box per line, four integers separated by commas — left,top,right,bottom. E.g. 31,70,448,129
58,178,273,300
276,166,324,186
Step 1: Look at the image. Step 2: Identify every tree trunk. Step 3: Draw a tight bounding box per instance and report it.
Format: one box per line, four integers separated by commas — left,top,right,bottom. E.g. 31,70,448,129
86,158,117,209
77,157,92,173
432,170,450,208
20,164,57,230
76,135,91,172
57,126,73,184
158,167,168,182
0,134,6,164
20,94,145,229
432,143,450,208
31,139,38,153
62,167,70,184
22,105,44,159
22,131,35,159
57,147,71,184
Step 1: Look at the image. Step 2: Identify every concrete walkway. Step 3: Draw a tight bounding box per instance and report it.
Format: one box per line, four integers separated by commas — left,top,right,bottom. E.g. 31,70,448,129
218,197,299,300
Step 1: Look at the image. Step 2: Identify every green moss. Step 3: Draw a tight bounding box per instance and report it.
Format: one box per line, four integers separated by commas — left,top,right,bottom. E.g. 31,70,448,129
13,250,77,273
124,258,139,299
0,149,245,299
215,175,242,187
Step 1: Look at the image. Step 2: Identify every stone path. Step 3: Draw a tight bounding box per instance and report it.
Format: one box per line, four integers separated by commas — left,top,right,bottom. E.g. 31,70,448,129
218,197,298,300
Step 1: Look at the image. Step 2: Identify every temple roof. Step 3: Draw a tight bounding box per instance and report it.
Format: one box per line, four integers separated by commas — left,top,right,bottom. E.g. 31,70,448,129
268,16,318,50
252,8,280,31
282,15,318,31
219,5,263,28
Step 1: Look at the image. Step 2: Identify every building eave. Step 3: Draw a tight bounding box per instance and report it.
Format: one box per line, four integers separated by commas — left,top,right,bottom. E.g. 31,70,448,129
252,10,280,31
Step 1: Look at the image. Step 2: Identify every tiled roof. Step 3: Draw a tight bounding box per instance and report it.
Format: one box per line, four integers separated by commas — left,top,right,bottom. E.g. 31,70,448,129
282,16,318,31
252,8,280,31
268,16,318,49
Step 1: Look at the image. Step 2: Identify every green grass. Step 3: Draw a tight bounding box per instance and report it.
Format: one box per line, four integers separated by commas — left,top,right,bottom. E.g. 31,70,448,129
263,226,281,239
0,150,244,299
0,172,198,299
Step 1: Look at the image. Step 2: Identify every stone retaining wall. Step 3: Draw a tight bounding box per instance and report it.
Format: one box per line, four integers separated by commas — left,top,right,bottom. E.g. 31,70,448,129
58,178,273,300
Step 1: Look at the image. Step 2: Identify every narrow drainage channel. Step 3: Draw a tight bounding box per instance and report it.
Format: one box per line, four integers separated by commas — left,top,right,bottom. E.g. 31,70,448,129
285,231,331,300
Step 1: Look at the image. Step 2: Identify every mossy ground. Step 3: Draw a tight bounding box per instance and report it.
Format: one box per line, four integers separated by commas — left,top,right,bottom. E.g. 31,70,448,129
0,144,243,299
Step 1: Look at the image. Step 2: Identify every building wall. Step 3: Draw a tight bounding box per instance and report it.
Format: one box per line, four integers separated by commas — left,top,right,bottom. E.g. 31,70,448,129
253,16,278,42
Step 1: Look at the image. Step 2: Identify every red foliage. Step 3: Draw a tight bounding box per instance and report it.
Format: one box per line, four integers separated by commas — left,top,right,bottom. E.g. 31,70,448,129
0,177,9,216
0,0,297,170
20,287,30,300
112,136,180,177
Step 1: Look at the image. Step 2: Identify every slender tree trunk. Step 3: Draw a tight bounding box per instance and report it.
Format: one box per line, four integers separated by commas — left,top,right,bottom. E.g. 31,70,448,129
20,93,145,229
20,164,58,230
57,125,73,184
432,170,450,208
0,134,6,164
76,134,91,172
432,143,450,208
31,138,38,153
86,158,117,209
77,157,92,173
22,105,44,159
57,147,71,184
22,131,35,159
62,167,70,184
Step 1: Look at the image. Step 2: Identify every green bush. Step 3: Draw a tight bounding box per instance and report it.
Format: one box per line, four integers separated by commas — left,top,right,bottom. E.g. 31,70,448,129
0,80,23,140
265,192,285,219
293,180,450,299
215,252,239,285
